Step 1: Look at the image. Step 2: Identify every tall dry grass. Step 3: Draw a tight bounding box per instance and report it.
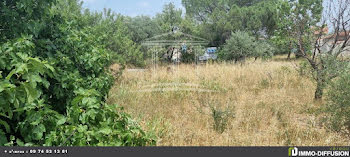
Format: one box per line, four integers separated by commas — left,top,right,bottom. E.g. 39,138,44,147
107,58,350,146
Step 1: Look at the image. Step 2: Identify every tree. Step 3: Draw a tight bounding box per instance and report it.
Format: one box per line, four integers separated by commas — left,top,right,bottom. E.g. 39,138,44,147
88,9,145,66
155,2,183,33
182,0,280,46
179,16,201,36
181,0,223,23
254,40,275,60
219,31,254,62
292,0,350,100
219,31,273,62
124,16,161,43
233,0,270,7
273,0,308,59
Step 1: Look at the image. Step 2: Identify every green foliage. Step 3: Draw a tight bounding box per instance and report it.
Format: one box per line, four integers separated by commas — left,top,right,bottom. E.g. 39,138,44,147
297,60,312,77
273,0,323,56
0,0,154,146
219,31,255,61
182,0,280,46
124,3,199,44
87,10,145,67
156,2,183,33
181,51,196,63
297,54,349,100
218,31,274,62
180,46,203,63
124,16,161,43
210,105,234,134
325,69,350,132
196,98,235,134
51,0,145,67
254,41,275,60
0,0,55,41
271,0,294,55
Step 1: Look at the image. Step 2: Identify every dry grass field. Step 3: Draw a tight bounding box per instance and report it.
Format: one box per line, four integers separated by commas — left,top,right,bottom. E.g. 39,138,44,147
107,57,350,146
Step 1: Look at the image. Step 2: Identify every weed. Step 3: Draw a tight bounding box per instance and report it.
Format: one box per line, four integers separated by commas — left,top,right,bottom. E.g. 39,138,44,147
210,105,234,133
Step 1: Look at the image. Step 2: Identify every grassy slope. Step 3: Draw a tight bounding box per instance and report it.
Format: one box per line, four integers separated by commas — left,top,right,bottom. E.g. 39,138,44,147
107,57,349,146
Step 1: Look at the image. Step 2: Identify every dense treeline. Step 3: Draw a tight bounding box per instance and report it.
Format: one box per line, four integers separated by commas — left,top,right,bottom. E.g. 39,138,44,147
122,0,285,62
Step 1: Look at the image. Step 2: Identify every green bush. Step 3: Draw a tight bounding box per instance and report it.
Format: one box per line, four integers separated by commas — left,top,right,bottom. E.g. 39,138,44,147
196,98,235,134
218,31,255,62
0,0,155,146
218,31,274,62
254,41,274,60
210,105,234,134
325,71,350,132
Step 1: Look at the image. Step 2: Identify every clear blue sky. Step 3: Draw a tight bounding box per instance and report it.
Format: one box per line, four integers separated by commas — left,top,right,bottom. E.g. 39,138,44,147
80,0,183,17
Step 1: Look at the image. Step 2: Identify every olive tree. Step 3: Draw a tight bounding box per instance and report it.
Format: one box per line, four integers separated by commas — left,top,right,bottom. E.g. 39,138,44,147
218,31,274,63
293,0,350,100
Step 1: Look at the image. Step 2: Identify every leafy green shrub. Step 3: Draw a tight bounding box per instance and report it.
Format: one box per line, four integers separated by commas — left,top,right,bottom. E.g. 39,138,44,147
210,105,234,134
297,60,313,77
0,0,155,146
90,12,145,67
254,41,274,60
218,31,255,62
270,35,291,55
218,31,274,62
325,71,350,132
181,47,196,63
196,98,235,134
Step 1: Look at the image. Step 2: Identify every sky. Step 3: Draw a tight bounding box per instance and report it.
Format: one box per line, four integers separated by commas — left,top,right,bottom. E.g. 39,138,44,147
80,0,184,17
